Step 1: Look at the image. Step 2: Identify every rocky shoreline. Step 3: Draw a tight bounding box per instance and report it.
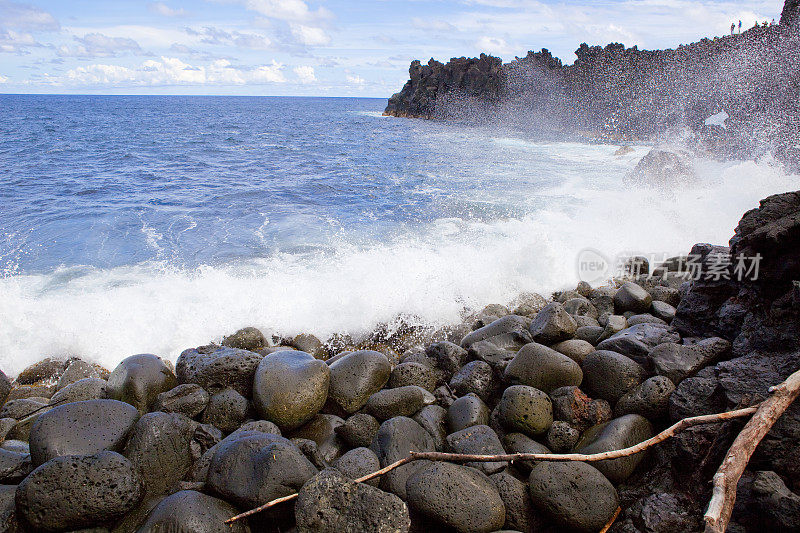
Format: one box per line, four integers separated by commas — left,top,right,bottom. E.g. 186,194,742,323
0,190,796,532
384,0,800,172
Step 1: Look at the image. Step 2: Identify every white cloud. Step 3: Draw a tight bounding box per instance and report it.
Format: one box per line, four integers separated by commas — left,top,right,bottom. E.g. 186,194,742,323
0,1,59,30
243,0,332,23
475,36,512,55
346,73,365,86
0,28,39,53
0,74,8,83
186,26,273,49
290,24,330,46
293,65,316,83
57,33,142,58
149,2,186,17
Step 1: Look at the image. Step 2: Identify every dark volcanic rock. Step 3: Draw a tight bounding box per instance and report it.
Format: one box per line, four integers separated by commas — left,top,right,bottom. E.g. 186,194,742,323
497,385,553,437
49,378,107,405
334,447,381,486
176,346,263,398
222,326,267,352
447,392,490,433
504,342,582,393
528,302,577,344
106,354,176,414
412,405,448,451
595,323,680,364
335,413,380,448
327,350,391,414
365,385,427,421
152,383,209,418
135,490,250,533
202,387,249,433
16,451,144,532
459,316,532,352
446,424,507,475
56,359,100,391
574,414,653,483
16,358,69,385
648,337,730,384
0,448,31,483
369,416,435,500
388,362,437,391
289,414,346,465
582,350,646,403
449,360,496,401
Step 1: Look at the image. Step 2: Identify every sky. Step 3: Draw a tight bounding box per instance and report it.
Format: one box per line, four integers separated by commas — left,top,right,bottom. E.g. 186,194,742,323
0,0,786,97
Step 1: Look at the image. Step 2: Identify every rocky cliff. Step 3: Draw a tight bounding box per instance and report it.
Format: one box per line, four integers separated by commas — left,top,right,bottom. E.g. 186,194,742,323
385,0,800,169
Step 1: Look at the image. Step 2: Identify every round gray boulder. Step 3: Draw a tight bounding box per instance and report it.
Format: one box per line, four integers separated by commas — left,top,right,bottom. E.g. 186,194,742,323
582,350,646,403
152,383,209,418
497,385,553,437
107,354,177,414
504,343,582,394
176,347,263,398
136,490,250,533
527,303,577,344
573,414,654,482
365,386,427,421
614,282,653,314
327,350,391,414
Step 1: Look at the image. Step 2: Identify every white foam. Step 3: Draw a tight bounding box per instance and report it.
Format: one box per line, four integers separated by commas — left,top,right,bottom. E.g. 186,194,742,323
0,144,796,376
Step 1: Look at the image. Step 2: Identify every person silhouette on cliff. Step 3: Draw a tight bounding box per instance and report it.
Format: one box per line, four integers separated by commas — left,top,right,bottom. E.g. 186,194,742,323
731,22,736,34
738,20,742,33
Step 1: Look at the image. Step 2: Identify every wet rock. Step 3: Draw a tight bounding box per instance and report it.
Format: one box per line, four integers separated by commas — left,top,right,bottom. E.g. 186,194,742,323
449,360,496,401
490,469,546,533
55,359,100,391
327,350,391,414
16,451,144,532
550,386,612,432
528,461,618,533
50,378,107,405
406,462,505,533
467,341,517,371
651,300,677,322
497,385,552,437
751,470,800,531
207,432,317,509
366,386,427,420
589,286,617,317
0,448,31,483
626,313,667,326
291,333,323,356
527,303,576,344
575,325,604,345
123,411,196,496
582,350,646,403
511,292,548,317
550,339,594,364
135,490,250,533
335,413,380,449
460,316,532,353
545,421,580,452
7,384,54,402
389,362,437,391
412,405,448,451
202,388,249,433
152,383,209,418
222,327,267,352
596,323,680,364
176,347,263,398
433,384,457,408
369,416,435,500
0,398,50,440
427,341,470,377
252,350,330,430
504,342,582,393
107,354,177,414
30,399,139,467
648,337,731,384
290,414,346,465
501,433,550,474
615,375,675,419
295,468,410,533
16,358,69,386
334,447,381,486
614,282,653,314
650,285,681,307
447,393,490,433
563,297,599,320
574,414,653,482
446,424,507,475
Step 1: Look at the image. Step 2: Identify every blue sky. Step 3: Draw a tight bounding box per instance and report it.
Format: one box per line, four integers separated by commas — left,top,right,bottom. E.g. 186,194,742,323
0,0,785,96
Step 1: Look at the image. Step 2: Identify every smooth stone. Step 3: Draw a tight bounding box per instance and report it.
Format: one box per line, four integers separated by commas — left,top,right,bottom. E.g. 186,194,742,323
650,300,677,322
176,347,263,398
427,341,470,377
369,416,435,500
412,405,448,451
545,421,580,452
334,447,381,486
16,451,143,532
447,393,490,433
501,433,550,474
528,461,619,533
327,350,391,414
504,343,582,394
626,313,667,326
135,490,250,533
335,413,380,448
575,325,604,345
596,323,680,365
290,333,323,356
574,414,654,482
365,386,426,420
50,378,107,405
388,362,437,391
206,432,317,509
289,414,346,465
449,360,495,401
497,385,553,437
648,337,731,384
446,424,507,475
490,470,547,533
56,360,99,391
0,448,31,483
597,314,627,342
221,327,267,352
29,399,139,467
295,468,410,533
528,303,577,344
202,388,249,433
550,339,594,364
614,376,676,419
614,282,653,313
563,297,599,319
152,383,209,418
123,412,196,496
107,354,177,414
459,316,532,352
252,350,330,430
406,462,505,533
582,350,646,403
7,384,54,402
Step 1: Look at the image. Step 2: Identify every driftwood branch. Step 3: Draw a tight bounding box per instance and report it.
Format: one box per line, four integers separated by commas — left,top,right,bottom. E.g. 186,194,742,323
703,368,800,533
226,404,759,524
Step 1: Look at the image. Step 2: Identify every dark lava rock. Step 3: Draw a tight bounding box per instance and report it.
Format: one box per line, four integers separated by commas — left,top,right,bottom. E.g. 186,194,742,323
582,350,646,403
335,413,380,448
107,354,177,414
626,313,667,326
447,392,490,433
501,433,550,474
651,300,677,322
504,342,582,393
369,416,435,500
750,470,800,531
152,383,209,418
0,448,31,483
490,469,547,533
614,282,653,314
406,461,505,533
551,339,594,364
202,387,249,433
136,490,250,533
289,414,346,465
528,303,577,344
528,461,618,533
427,341,470,377
0,398,50,441
176,347,263,398
50,378,107,405
648,337,730,384
388,362,437,391
596,323,680,364
563,297,599,320
668,366,725,421
123,411,196,496
222,327,267,352
497,385,553,437
614,375,675,419
252,350,330,430
446,424,507,475
290,333,323,356
16,358,69,385
334,447,381,486
550,386,612,432
459,316,532,352
295,468,410,533
545,420,580,452
206,432,317,509
56,359,100,391
365,385,426,420
575,325,604,345
16,451,144,532
7,384,54,402
413,405,448,451
574,414,653,482
29,399,139,467
327,350,391,414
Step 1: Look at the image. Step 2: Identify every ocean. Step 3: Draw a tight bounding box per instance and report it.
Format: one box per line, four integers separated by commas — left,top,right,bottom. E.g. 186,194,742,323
0,94,796,375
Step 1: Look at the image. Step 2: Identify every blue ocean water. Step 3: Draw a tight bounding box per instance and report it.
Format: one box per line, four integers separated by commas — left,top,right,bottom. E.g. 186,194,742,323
0,95,796,374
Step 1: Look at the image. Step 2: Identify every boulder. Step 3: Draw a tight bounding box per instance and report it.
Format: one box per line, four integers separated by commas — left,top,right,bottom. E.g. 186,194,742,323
446,424,507,475
202,388,249,433
335,413,380,449
490,469,547,533
252,350,330,430
563,297,599,319
222,327,267,352
511,292,548,317
550,339,594,364
597,314,627,342
369,416,435,500
55,359,99,391
0,448,31,483
0,398,50,440
365,386,427,420
614,282,653,313
295,468,410,533
449,360,496,401
334,447,381,486
327,351,391,414
447,393,489,433
135,490,250,533
550,386,612,432
427,341,470,377
582,350,646,403
651,300,677,322
107,354,177,414
625,149,696,187
545,421,580,452
388,362,437,391
596,323,680,364
29,399,139,467
176,347,263,398
614,375,676,419
575,325,604,345
406,462,505,533
528,461,619,533
504,343,582,393
290,414,346,465
497,385,552,437
459,316,532,352
648,337,731,384
290,333,323,356
527,303,577,344
152,383,209,418
49,378,107,405
412,405,448,451
16,358,69,385
16,451,143,532
501,433,550,474
574,414,654,482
